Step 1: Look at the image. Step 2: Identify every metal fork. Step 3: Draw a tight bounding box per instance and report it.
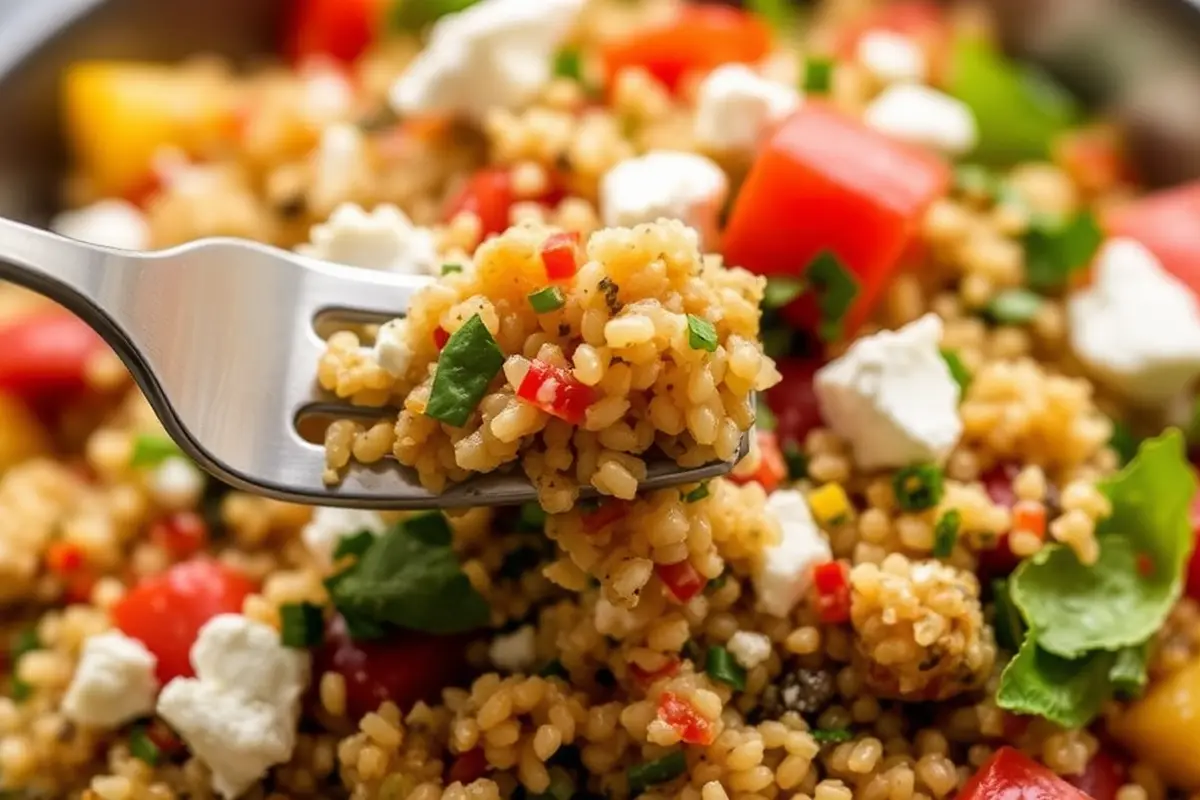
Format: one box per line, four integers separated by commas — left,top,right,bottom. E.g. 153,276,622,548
0,217,747,509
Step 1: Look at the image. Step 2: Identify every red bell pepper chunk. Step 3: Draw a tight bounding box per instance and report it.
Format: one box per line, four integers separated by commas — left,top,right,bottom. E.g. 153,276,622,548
0,311,108,412
657,690,715,745
656,559,706,603
812,561,851,624
723,104,950,340
541,232,580,281
729,430,787,493
835,2,950,82
283,0,383,65
149,511,210,561
765,358,825,448
959,747,1094,800
46,542,86,579
445,168,516,238
602,5,771,93
1107,181,1200,298
1066,751,1124,800
433,327,451,350
582,499,630,530
1055,127,1133,196
516,360,596,424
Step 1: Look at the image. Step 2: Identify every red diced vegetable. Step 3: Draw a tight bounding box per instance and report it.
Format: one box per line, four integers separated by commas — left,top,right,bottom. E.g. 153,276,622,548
283,0,382,64
1011,501,1046,540
145,719,185,756
630,658,681,688
516,360,596,424
1066,751,1124,800
1107,181,1200,298
765,358,824,447
959,747,1093,800
657,560,706,603
812,561,851,624
657,690,715,745
149,511,209,560
602,5,771,93
0,311,109,411
445,168,515,237
582,500,630,530
1056,127,1133,196
729,430,787,493
447,748,490,785
723,104,949,340
433,327,451,350
46,541,85,575
541,232,580,280
836,2,949,81
1185,486,1200,601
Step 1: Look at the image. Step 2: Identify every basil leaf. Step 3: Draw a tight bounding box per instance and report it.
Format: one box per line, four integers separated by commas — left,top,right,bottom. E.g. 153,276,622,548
986,288,1043,325
805,251,859,343
1023,211,1103,292
130,434,183,468
425,314,505,427
763,276,805,309
940,349,971,395
686,314,718,352
332,530,377,561
1109,643,1149,699
996,635,1116,729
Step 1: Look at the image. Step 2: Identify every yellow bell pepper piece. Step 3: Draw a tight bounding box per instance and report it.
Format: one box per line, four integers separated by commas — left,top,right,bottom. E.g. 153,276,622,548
807,483,852,526
1112,656,1200,789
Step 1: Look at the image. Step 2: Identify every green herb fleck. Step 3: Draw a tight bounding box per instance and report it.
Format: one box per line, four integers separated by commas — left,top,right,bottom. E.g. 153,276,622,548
763,276,805,309
811,728,853,744
705,645,747,690
552,48,584,83
519,501,548,530
783,442,808,480
129,434,182,468
332,530,377,561
9,679,31,703
627,751,687,795
598,277,622,314
425,314,506,427
747,0,795,31
804,251,859,342
441,263,464,276
705,572,728,593
892,464,945,511
279,602,325,649
10,629,39,661
528,286,566,314
683,482,710,503
933,509,961,558
388,0,480,30
539,659,569,679
986,288,1044,325
129,726,160,766
802,57,834,94
1024,211,1103,292
686,314,718,352
940,348,971,395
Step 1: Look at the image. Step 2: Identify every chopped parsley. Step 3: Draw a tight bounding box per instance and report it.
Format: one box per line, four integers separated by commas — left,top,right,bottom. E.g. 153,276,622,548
499,545,545,580
686,314,719,352
683,482,710,503
552,48,584,83
705,645,747,690
129,434,183,468
810,728,853,744
424,314,506,427
802,56,834,94
986,287,1044,325
763,276,806,309
519,501,548,530
804,251,859,342
528,285,567,314
539,659,569,679
279,603,325,649
783,442,808,480
627,751,687,794
892,464,945,511
932,509,961,558
1023,210,1103,292
598,277,622,314
940,348,971,395
441,263,464,276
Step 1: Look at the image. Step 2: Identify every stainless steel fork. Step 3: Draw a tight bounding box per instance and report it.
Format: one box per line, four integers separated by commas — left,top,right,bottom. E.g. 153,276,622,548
0,217,747,509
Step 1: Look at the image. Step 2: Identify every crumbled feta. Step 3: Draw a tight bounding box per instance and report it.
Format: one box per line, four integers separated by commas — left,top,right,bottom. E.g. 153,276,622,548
755,489,832,618
298,203,439,274
856,30,927,84
489,625,537,672
390,0,585,121
62,632,158,729
726,630,773,670
694,64,802,154
814,314,962,470
300,60,355,124
149,456,206,511
1068,238,1200,405
599,151,728,248
308,124,372,217
51,200,150,250
157,615,310,800
863,84,978,156
301,507,387,565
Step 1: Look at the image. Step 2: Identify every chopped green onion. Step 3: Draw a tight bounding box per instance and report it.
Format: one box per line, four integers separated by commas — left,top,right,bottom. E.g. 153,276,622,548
933,509,961,559
991,579,1025,652
441,263,464,276
686,315,718,352
627,751,687,794
519,501,548,530
10,679,32,703
1023,211,1103,291
892,464,945,512
804,251,859,342
528,285,567,314
332,530,377,561
811,728,853,744
1109,421,1140,467
129,725,160,766
425,314,506,427
802,56,834,94
279,603,325,649
705,572,728,593
539,659,569,679
388,0,480,30
683,482,710,503
705,645,747,691
552,48,584,83
763,276,806,309
783,442,808,480
939,349,971,395
986,288,1044,325
953,163,1000,200
746,0,795,32
129,434,182,468
756,396,777,431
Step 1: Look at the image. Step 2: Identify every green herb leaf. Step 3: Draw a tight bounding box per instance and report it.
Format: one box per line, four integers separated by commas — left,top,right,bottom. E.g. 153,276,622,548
328,514,489,635
991,579,1025,652
441,263,464,276
686,314,719,352
1109,421,1140,466
892,464,945,512
10,629,39,661
802,57,834,94
811,728,853,744
129,725,160,766
552,48,584,83
804,251,859,342
940,349,971,395
705,645,747,691
1024,211,1103,291
783,442,808,481
388,0,480,30
129,434,183,468
705,573,728,593
528,285,567,314
332,530,377,561
996,635,1115,728
1109,643,1149,699
627,751,687,795
9,678,32,703
747,0,795,31
683,482,710,503
279,602,325,649
763,276,806,309
933,509,961,558
986,288,1044,325
425,314,506,427
519,501,548,530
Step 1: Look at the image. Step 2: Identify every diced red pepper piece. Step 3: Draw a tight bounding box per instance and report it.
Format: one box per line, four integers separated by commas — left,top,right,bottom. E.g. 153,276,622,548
630,658,681,688
812,561,851,624
723,104,950,340
516,360,596,425
657,690,715,745
766,358,825,447
0,311,109,413
541,232,580,281
283,0,383,65
445,168,515,238
835,2,950,82
447,748,490,785
433,327,451,350
149,512,209,560
1107,181,1200,298
46,541,86,575
145,719,185,757
1065,751,1124,800
656,560,706,603
729,430,787,493
1185,484,1200,601
1011,501,1046,540
1055,127,1134,196
959,748,1093,800
602,5,771,93
582,499,630,530
976,464,1022,580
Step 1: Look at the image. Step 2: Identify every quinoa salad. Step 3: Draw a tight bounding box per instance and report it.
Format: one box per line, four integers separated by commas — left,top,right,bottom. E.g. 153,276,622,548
7,0,1200,799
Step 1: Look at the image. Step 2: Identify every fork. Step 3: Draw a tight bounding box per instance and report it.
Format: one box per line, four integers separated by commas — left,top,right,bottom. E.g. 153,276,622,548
0,217,748,509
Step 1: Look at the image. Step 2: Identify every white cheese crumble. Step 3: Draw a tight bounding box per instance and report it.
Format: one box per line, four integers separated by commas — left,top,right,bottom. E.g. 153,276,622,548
726,630,773,670
298,203,439,274
301,506,387,565
599,151,728,248
856,30,927,84
488,625,537,672
62,632,158,729
51,199,150,251
694,64,802,154
863,83,978,156
754,489,832,618
815,313,962,470
308,123,372,218
149,456,206,511
1068,237,1200,405
157,615,310,800
390,0,585,121
372,318,417,380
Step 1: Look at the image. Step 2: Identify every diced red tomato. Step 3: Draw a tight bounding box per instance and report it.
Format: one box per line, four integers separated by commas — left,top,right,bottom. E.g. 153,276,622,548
516,360,596,424
766,358,824,447
657,690,715,745
314,614,470,720
1056,127,1133,196
283,0,383,65
145,719,185,757
0,311,108,412
445,169,515,238
1185,488,1200,600
601,5,771,93
1107,181,1200,298
447,748,490,785
582,499,630,530
812,561,851,624
959,748,1093,800
657,559,706,604
541,232,580,281
1011,501,1046,540
1066,751,1124,800
729,430,787,493
112,558,257,684
630,658,681,688
45,541,86,575
149,512,209,560
723,104,950,340
835,2,949,82
433,327,451,350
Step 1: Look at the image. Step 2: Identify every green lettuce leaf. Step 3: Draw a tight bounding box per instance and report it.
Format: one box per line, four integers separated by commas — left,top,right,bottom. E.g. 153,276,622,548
1109,643,1149,699
996,636,1116,728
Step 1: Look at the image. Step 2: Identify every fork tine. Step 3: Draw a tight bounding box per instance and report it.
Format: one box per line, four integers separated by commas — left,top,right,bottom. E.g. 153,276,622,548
288,249,433,320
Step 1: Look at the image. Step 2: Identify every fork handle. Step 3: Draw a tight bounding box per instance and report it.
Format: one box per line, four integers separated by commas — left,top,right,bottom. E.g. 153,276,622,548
0,216,123,313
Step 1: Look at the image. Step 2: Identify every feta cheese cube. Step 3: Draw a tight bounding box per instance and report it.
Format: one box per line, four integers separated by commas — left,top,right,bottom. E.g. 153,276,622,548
51,200,150,251
390,0,585,121
694,64,802,154
62,632,158,729
301,506,387,565
863,84,978,156
755,489,832,618
298,203,439,275
157,615,310,800
856,30,927,85
726,630,773,670
1068,238,1200,405
599,151,728,247
489,624,537,672
372,318,417,380
815,314,962,470
149,456,206,511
